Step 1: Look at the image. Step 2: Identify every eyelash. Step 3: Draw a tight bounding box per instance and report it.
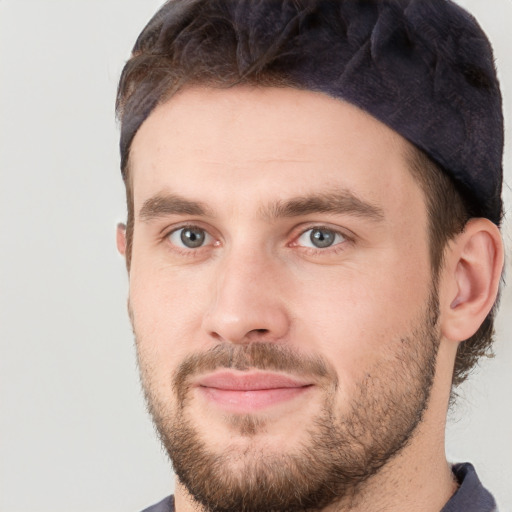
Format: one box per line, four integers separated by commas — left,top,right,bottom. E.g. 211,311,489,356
290,226,351,255
162,224,352,257
162,224,218,258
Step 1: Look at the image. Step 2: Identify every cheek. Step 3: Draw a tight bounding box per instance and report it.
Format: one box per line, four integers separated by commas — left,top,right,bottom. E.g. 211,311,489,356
291,253,431,383
129,258,210,368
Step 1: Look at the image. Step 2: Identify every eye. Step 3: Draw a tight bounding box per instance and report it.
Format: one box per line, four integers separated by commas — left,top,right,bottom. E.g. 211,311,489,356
297,227,346,249
168,226,212,249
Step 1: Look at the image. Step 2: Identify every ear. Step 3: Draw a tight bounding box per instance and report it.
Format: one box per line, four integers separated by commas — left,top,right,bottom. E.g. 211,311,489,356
116,222,127,256
440,218,504,342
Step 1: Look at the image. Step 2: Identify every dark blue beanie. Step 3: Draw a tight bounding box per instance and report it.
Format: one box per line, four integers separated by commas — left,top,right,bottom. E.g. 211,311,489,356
117,0,504,224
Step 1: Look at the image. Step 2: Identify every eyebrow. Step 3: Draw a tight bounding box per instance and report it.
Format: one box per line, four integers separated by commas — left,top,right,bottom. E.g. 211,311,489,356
139,194,212,221
263,191,385,221
138,190,384,223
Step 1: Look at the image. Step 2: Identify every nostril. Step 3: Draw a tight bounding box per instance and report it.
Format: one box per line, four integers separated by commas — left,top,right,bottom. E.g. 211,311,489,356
244,328,273,343
209,332,223,342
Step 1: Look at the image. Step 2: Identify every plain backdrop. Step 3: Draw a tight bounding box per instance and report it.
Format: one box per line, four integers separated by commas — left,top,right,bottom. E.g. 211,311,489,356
0,1,510,511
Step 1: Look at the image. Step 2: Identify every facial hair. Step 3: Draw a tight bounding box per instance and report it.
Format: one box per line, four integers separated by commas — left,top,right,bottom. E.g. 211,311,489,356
135,293,440,512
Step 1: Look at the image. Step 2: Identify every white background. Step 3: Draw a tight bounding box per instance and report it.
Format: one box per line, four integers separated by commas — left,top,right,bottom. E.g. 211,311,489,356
0,1,510,511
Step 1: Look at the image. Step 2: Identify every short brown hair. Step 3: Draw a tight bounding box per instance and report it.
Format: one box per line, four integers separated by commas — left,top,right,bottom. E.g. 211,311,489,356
407,148,498,387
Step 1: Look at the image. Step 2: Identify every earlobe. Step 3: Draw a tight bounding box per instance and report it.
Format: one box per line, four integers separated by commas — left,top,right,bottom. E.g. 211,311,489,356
441,219,504,342
116,222,127,256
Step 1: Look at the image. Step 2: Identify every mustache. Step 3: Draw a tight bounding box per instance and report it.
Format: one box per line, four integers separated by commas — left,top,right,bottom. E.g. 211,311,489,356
173,343,335,397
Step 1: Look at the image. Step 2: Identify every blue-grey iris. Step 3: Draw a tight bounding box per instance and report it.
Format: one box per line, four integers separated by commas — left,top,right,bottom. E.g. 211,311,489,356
310,229,335,248
181,228,206,248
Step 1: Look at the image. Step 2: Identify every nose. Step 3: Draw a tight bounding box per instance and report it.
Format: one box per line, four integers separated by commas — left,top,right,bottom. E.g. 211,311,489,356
201,246,291,345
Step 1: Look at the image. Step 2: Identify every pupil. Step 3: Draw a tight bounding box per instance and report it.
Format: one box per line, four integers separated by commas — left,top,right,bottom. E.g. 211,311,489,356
310,229,334,248
181,228,205,248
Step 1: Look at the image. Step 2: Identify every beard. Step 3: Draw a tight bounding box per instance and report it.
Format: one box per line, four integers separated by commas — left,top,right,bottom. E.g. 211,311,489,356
135,292,440,512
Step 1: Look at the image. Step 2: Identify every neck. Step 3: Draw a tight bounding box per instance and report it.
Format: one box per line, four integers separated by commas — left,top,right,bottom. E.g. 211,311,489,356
174,450,457,512
327,422,457,512
174,408,457,512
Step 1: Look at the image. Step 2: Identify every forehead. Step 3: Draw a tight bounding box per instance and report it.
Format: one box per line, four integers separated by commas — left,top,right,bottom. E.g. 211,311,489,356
128,86,424,218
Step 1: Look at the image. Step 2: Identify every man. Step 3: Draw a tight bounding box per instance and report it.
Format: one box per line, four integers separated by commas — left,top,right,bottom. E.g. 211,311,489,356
115,1,505,511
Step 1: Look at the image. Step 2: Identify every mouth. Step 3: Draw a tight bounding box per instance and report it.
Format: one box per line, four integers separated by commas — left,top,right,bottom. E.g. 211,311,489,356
194,371,314,413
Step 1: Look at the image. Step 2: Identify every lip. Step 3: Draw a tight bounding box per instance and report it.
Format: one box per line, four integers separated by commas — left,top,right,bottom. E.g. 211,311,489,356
194,371,314,413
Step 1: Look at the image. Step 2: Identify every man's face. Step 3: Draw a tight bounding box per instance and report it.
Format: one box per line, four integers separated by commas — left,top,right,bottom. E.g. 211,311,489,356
126,87,440,511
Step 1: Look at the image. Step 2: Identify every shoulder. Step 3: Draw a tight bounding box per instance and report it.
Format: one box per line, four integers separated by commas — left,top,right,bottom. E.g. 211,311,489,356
140,495,175,512
442,463,498,512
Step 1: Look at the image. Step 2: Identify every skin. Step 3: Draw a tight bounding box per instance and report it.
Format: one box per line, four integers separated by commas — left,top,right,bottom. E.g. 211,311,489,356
117,86,503,512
